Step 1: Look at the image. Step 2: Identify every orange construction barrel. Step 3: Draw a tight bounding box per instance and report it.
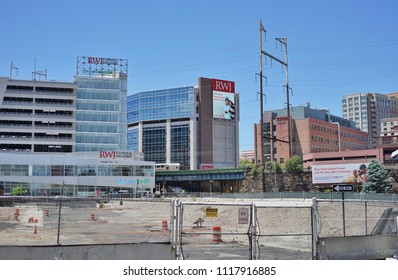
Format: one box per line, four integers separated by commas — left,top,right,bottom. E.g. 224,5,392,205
212,225,222,242
162,219,168,230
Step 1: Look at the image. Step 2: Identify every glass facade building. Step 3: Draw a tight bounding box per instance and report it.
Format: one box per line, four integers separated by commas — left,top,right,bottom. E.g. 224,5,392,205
127,86,196,169
0,152,154,196
75,77,127,152
127,86,195,123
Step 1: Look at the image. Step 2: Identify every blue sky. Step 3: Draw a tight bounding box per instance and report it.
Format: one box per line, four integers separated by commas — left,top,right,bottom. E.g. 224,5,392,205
1,0,398,152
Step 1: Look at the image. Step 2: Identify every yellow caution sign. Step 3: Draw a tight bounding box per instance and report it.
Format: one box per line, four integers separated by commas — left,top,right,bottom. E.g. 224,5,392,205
205,208,218,218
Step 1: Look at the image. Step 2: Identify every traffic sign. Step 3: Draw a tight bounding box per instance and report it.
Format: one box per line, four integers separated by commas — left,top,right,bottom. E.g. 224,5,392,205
332,184,354,192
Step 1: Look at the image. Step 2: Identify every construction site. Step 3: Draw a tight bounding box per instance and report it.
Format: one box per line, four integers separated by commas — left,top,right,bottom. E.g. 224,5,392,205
0,193,397,260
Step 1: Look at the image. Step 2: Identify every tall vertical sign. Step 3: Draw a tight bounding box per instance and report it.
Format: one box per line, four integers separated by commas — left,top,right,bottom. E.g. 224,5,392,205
212,79,236,120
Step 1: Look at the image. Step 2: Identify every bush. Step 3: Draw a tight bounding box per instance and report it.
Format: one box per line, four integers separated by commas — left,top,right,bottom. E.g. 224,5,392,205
11,186,25,196
284,155,303,175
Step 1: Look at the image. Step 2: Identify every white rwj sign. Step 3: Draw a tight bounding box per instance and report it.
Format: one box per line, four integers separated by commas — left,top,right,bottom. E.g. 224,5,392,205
312,163,368,184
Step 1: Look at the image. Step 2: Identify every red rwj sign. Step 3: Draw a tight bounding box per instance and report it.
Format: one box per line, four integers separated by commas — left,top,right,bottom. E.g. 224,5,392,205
99,151,116,159
212,79,235,93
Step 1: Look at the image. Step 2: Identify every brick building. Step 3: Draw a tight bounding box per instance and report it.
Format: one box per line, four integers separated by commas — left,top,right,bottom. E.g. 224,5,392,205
255,106,368,164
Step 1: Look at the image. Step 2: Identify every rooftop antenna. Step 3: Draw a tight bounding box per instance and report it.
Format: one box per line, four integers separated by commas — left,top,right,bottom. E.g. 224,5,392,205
9,61,19,79
32,58,47,81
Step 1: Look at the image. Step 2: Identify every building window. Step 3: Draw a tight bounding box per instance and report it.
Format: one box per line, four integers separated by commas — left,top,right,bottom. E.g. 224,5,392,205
142,126,166,163
280,157,284,164
170,124,190,169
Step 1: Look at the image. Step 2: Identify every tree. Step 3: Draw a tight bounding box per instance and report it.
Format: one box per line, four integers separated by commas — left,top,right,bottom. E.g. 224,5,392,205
361,159,393,193
284,155,303,175
265,160,282,173
11,186,25,196
239,158,255,171
253,163,265,175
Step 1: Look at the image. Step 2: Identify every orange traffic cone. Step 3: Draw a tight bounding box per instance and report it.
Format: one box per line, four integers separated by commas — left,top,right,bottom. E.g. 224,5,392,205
33,225,37,235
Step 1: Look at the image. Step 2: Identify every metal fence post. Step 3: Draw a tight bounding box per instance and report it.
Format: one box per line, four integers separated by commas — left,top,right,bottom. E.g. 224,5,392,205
170,199,175,246
56,196,62,245
176,200,184,260
251,203,257,260
365,201,368,235
311,197,318,260
342,193,346,237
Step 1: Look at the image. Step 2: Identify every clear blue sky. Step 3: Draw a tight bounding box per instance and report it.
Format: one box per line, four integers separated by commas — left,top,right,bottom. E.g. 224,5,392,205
1,0,398,152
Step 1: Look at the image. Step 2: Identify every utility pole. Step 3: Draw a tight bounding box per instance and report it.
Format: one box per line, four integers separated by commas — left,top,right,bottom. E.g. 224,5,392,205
259,20,266,191
261,32,292,158
259,20,265,165
276,37,292,158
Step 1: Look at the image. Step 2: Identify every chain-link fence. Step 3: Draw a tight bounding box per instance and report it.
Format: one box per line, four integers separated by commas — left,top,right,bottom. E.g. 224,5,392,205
176,202,253,260
0,197,172,246
175,201,315,260
317,200,398,238
256,206,313,260
2,196,396,259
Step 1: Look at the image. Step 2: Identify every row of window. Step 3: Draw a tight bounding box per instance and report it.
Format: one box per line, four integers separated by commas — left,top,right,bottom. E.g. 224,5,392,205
311,146,338,153
127,88,195,123
310,123,338,134
341,142,368,149
76,112,119,122
76,134,121,144
0,164,154,177
311,135,338,145
341,131,366,142
77,101,120,111
6,85,74,93
77,79,124,91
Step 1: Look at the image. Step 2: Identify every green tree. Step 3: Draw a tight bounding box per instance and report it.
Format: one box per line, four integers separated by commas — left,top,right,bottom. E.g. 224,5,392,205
284,155,303,175
361,159,393,193
253,163,265,175
11,186,25,196
264,160,282,173
239,158,255,171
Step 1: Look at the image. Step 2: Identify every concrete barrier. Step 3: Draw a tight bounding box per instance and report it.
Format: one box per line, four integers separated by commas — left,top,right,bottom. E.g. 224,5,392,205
317,235,397,260
0,243,175,260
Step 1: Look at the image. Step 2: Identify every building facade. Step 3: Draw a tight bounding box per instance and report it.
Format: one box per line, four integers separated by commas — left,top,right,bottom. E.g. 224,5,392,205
342,93,398,148
0,77,76,153
75,56,128,152
375,117,398,161
127,77,239,170
127,86,197,169
0,151,154,196
255,105,368,164
240,150,255,162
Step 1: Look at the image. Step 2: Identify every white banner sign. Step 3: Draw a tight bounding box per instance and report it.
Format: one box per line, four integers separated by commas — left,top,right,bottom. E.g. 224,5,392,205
312,163,368,184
